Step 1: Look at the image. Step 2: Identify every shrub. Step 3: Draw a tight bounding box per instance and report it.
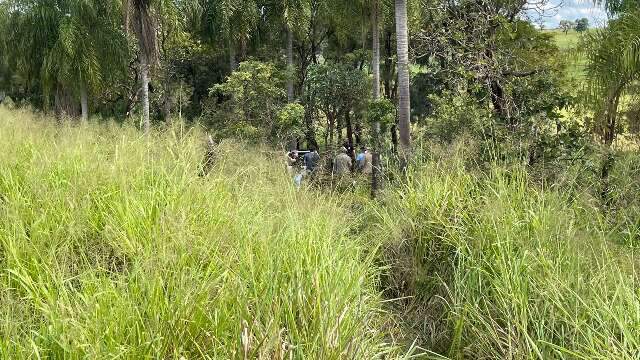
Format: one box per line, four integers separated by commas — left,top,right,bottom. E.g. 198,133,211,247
204,61,286,142
369,152,640,358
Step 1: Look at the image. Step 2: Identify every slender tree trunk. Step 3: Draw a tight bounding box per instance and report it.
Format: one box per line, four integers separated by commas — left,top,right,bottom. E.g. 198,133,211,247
372,0,381,100
355,117,362,145
80,83,88,123
229,39,238,72
600,85,623,203
287,26,295,102
141,59,151,135
304,101,318,149
391,122,398,153
383,29,394,99
371,0,383,197
337,112,342,145
395,0,411,166
240,37,247,62
162,77,172,122
327,114,335,149
603,86,623,147
346,111,354,151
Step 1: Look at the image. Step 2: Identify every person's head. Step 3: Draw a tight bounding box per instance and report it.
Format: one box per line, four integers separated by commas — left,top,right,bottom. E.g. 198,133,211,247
341,146,348,154
309,145,317,153
360,146,367,153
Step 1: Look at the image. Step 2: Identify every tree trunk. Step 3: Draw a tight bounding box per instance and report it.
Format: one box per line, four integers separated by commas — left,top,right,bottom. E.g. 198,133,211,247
80,83,88,123
603,85,623,147
162,78,172,122
229,39,238,72
372,0,381,100
240,36,247,62
600,85,624,203
54,84,78,120
336,112,342,145
355,117,363,145
383,29,394,99
327,114,335,150
304,101,318,149
391,122,398,154
141,59,151,135
372,0,383,197
395,0,411,165
346,111,354,151
287,26,295,102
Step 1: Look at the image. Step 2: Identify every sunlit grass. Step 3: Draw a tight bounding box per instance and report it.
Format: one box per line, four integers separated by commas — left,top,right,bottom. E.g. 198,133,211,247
369,141,640,358
1,107,639,359
0,107,396,358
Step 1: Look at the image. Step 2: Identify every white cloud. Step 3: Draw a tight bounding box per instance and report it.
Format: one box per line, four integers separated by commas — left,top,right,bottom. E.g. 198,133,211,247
526,0,608,28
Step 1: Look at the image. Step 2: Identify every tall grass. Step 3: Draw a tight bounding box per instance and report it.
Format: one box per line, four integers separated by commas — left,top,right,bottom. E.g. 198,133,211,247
370,142,640,359
0,108,395,358
2,107,639,359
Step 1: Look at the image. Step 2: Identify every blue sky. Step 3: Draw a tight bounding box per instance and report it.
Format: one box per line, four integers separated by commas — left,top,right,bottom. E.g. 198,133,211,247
525,0,609,28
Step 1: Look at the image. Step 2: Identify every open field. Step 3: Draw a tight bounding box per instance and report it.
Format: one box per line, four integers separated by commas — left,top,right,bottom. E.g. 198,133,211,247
546,29,584,51
545,29,589,81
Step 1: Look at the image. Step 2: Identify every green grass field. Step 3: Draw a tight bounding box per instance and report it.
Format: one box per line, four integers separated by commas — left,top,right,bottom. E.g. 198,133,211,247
0,108,398,358
1,107,639,358
546,29,584,51
545,29,589,81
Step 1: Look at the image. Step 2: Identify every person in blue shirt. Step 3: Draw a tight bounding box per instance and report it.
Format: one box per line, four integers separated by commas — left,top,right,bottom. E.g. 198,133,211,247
356,146,366,170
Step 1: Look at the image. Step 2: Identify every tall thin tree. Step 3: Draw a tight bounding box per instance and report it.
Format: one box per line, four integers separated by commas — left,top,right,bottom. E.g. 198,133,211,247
280,0,308,102
126,0,158,135
371,0,382,196
395,0,411,163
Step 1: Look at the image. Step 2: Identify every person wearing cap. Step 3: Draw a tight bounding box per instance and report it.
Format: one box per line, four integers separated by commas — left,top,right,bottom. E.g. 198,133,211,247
333,146,352,176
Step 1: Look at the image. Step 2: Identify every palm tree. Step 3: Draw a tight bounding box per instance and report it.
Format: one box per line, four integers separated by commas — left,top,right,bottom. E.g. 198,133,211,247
395,0,411,162
199,0,258,73
125,0,159,135
372,0,380,100
279,0,309,102
581,10,640,197
7,0,126,121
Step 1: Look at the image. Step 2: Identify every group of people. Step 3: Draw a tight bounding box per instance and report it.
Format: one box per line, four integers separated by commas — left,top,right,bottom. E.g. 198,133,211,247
286,146,320,187
285,144,374,187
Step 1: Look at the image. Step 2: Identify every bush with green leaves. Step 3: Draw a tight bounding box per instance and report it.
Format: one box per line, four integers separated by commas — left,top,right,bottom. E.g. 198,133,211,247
367,98,395,131
305,63,370,146
206,61,286,141
275,103,305,145
425,91,492,144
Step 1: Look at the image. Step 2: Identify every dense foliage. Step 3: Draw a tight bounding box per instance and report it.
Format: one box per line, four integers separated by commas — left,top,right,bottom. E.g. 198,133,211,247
1,0,640,358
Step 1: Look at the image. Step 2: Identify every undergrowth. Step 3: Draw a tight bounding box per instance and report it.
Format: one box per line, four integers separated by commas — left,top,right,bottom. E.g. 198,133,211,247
1,108,639,359
368,140,640,359
0,108,396,359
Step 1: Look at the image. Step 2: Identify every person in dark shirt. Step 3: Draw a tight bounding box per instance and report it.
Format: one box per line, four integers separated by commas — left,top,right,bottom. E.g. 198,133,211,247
304,146,320,172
